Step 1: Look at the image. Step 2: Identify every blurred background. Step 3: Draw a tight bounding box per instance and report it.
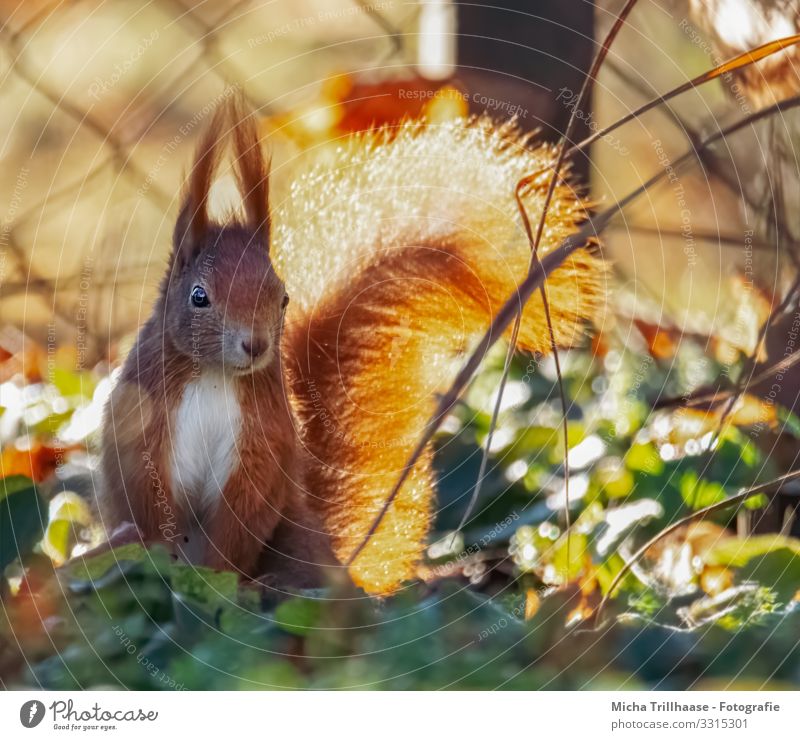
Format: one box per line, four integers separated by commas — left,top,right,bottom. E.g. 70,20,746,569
3,0,800,690
0,0,794,354
0,0,595,354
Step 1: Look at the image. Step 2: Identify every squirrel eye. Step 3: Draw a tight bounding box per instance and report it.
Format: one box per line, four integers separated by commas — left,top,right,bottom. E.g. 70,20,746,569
282,294,290,309
190,285,210,308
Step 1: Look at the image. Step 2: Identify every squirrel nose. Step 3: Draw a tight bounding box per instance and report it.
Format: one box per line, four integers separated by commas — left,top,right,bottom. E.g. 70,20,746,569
241,337,267,360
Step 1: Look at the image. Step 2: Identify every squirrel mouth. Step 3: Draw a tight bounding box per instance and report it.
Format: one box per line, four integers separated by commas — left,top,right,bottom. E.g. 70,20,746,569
229,362,258,375
229,353,271,375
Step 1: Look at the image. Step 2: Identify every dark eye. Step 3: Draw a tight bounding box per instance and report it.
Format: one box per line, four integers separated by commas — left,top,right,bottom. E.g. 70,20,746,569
282,294,290,309
191,285,210,308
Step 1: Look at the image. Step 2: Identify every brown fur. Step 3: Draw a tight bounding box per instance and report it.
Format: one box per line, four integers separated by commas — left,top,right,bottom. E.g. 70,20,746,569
100,99,330,580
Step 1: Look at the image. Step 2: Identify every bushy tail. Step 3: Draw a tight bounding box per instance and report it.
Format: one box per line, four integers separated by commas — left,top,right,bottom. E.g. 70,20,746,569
274,117,605,594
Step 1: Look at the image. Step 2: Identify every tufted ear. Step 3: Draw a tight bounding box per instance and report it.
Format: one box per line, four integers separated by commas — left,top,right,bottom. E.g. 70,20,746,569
172,102,227,268
230,96,271,247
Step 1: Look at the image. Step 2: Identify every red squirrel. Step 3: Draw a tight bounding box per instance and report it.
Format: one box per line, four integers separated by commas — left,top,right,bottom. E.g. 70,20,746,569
100,101,326,580
100,101,605,594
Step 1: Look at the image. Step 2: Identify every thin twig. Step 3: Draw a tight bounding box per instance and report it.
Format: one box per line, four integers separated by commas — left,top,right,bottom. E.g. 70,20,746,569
658,340,800,410
569,33,800,154
455,0,644,573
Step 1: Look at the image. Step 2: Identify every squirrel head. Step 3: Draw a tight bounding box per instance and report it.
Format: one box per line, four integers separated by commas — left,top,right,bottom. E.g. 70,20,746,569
164,96,287,375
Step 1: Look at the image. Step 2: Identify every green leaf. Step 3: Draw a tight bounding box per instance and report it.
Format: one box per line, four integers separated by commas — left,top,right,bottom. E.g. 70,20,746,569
51,367,95,400
627,588,665,618
274,597,322,636
42,519,73,564
170,565,238,608
68,543,148,581
597,465,635,499
0,475,36,501
551,533,588,583
777,406,800,438
596,553,641,596
238,660,304,689
738,550,800,603
680,584,778,630
49,491,92,526
705,536,800,604
0,479,45,571
513,424,584,456
625,443,664,476
743,493,769,510
705,535,800,568
680,471,727,510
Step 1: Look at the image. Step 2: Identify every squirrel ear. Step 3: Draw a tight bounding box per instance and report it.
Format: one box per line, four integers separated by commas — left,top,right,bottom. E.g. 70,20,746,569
171,199,196,269
172,102,227,266
230,96,271,247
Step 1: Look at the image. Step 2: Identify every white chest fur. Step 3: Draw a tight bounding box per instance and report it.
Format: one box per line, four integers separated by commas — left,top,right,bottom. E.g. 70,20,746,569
169,372,241,517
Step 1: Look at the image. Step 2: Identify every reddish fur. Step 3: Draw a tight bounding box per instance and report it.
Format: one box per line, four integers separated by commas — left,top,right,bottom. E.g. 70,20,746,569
184,104,224,247
287,239,602,594
203,365,297,572
272,120,605,594
100,98,328,580
101,101,604,595
101,332,302,576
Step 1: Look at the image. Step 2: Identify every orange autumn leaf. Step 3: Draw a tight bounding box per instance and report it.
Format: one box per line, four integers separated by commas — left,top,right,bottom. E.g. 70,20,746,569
634,319,680,360
0,347,45,384
1,442,75,482
590,331,611,359
565,591,599,627
656,394,777,449
270,74,469,148
643,522,732,596
728,393,777,428
700,565,735,596
423,85,469,122
524,588,541,621
337,77,465,133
